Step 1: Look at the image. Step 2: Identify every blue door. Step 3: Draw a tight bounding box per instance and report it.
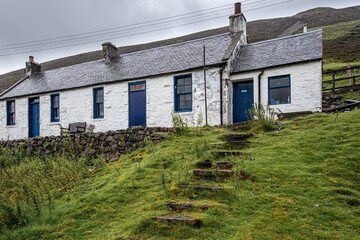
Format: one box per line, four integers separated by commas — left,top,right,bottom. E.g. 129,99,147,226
233,81,254,123
29,97,40,137
129,81,146,127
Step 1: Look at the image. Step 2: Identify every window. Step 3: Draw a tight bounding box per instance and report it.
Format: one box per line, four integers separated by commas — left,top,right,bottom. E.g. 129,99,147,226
268,75,291,105
51,94,60,122
7,100,15,125
93,87,104,118
174,75,192,112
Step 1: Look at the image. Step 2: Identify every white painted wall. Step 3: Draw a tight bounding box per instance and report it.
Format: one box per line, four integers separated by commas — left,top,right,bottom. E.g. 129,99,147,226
228,60,323,124
0,67,222,140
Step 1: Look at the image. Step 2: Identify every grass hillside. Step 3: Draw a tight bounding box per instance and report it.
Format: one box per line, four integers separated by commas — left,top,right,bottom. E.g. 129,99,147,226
1,5,360,93
1,109,360,239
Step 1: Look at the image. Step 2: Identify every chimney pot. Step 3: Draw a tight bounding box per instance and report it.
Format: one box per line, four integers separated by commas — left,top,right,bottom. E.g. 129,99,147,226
102,42,118,61
234,2,241,14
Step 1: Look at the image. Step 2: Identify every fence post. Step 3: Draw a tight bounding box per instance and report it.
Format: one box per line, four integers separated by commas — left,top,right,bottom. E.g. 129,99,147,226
332,71,335,91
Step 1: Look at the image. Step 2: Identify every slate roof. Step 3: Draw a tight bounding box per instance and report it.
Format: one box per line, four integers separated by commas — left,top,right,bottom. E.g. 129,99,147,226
231,30,323,73
0,33,233,99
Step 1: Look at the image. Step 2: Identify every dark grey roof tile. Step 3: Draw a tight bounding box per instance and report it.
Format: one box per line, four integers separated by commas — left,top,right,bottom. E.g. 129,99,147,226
231,30,323,73
1,33,233,99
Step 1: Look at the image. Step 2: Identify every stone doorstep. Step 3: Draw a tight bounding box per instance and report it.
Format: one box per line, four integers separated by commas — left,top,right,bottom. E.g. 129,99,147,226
165,202,211,210
177,185,223,190
211,151,245,156
152,216,201,228
193,169,233,177
222,133,253,140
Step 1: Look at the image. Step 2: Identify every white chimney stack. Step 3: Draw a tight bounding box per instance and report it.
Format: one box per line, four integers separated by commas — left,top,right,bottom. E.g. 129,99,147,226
229,2,247,44
25,56,41,76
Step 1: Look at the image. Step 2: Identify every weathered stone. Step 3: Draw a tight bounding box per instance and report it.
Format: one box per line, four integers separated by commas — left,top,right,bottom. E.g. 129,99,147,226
152,216,200,228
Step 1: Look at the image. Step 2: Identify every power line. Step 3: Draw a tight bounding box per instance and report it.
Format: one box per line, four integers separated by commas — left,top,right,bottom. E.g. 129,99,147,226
0,0,269,50
0,0,295,57
0,7,233,51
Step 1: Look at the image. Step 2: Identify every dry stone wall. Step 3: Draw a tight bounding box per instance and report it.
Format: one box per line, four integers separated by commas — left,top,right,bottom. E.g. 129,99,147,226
0,126,172,158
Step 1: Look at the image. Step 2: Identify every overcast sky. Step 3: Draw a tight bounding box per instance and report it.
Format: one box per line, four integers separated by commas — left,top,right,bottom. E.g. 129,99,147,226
0,0,359,74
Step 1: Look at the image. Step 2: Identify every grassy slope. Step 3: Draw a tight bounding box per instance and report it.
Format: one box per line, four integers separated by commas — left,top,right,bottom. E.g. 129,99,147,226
1,110,360,239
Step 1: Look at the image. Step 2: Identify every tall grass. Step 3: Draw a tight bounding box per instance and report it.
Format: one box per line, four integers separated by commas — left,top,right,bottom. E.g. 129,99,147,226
247,103,278,132
0,144,105,232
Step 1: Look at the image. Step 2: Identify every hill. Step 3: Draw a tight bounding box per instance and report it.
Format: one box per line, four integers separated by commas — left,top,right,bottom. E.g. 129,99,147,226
0,109,360,239
0,5,360,93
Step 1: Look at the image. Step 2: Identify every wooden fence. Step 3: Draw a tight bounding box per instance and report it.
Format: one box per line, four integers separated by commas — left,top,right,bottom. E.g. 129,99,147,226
323,65,360,92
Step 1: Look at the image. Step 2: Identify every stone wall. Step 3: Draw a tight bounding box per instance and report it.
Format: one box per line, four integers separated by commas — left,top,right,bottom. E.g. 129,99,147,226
0,126,172,159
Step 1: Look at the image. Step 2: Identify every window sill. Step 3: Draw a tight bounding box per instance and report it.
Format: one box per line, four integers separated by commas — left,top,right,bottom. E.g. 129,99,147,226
269,102,291,106
175,109,192,113
6,125,16,128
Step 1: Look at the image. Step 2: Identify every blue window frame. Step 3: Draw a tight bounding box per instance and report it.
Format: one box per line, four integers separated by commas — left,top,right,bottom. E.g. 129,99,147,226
174,74,192,112
50,94,60,122
93,87,104,119
7,100,15,126
268,75,291,105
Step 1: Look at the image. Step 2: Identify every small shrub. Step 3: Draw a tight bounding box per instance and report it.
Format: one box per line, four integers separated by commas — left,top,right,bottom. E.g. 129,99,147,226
171,111,188,134
247,103,278,132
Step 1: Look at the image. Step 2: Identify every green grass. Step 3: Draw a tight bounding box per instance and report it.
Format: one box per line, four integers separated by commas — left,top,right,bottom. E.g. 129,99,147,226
1,110,360,239
310,19,360,42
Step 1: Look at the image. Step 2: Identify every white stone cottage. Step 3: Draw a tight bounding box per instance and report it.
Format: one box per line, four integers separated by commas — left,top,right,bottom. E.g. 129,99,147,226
0,3,323,140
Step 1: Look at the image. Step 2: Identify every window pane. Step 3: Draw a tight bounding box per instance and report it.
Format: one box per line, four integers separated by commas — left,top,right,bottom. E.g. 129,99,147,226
179,95,185,102
185,94,191,101
185,100,192,108
270,76,289,88
179,101,185,109
10,113,15,124
269,88,279,105
178,78,184,86
185,77,192,85
177,86,185,94
10,102,15,112
279,77,289,86
280,87,290,103
184,85,191,93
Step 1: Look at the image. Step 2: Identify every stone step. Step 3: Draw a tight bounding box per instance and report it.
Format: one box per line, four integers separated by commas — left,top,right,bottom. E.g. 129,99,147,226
211,151,245,156
177,185,223,190
216,162,234,169
193,169,233,177
165,202,211,211
153,216,201,228
227,122,250,130
196,161,213,169
225,140,250,145
222,133,253,141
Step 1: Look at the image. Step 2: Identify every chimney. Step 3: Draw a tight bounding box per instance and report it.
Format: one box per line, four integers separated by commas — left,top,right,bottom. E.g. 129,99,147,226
102,42,118,61
303,26,308,33
25,56,41,76
229,2,247,43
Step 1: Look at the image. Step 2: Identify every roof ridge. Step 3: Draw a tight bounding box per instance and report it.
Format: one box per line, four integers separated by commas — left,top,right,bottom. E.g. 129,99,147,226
245,29,322,47
121,32,231,57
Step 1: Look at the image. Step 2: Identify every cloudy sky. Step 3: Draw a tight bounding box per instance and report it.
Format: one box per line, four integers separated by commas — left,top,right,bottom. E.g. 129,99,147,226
0,0,359,74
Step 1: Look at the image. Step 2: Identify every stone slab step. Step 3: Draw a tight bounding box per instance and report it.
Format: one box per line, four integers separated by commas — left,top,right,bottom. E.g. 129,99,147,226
225,140,250,145
196,161,213,169
222,133,253,141
165,202,211,210
216,162,234,169
227,122,250,130
211,151,245,156
177,185,223,190
193,169,233,177
153,216,201,228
